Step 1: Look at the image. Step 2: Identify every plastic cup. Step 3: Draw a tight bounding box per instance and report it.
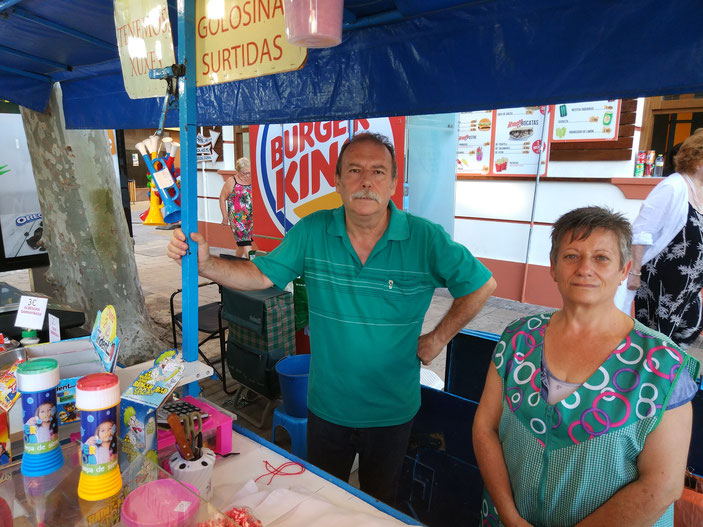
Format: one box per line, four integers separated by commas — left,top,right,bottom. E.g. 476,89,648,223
284,0,344,48
78,491,124,527
168,447,216,501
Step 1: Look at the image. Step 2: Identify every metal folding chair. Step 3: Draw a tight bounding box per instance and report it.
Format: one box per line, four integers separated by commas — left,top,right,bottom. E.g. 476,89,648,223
169,281,227,382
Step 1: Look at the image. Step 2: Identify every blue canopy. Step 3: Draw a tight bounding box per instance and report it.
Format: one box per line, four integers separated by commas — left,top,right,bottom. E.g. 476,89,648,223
1,0,702,129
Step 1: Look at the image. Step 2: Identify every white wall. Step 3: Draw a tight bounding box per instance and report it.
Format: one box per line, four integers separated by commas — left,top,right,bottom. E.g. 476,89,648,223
455,179,645,267
197,126,232,223
547,160,632,179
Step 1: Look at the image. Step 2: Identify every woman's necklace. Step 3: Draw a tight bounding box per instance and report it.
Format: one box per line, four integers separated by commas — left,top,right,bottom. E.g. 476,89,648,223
684,173,703,212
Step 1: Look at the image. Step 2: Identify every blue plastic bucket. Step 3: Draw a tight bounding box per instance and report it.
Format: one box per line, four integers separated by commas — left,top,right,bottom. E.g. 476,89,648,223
275,354,310,418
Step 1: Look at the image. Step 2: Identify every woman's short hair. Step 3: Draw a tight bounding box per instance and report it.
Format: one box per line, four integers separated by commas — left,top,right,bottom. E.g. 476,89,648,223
550,206,632,268
335,132,398,180
235,157,250,172
674,128,703,175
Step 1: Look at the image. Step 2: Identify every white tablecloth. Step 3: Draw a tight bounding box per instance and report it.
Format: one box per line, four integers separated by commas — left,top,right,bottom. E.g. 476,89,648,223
210,430,419,526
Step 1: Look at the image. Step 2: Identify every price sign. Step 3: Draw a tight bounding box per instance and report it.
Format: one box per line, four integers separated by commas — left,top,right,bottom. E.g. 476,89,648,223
48,314,61,342
14,295,48,330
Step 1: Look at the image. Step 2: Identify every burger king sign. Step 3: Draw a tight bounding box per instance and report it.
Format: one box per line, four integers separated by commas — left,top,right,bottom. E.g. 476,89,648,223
250,117,405,249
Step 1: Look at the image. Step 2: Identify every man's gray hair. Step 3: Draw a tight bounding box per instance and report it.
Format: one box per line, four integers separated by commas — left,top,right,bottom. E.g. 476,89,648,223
550,206,632,269
335,132,398,180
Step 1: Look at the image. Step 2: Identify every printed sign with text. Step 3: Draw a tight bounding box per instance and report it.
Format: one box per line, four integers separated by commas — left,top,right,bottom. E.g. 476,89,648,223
493,106,550,176
14,295,48,330
251,117,406,243
196,0,307,86
113,0,176,99
48,313,60,343
456,111,493,175
551,100,621,142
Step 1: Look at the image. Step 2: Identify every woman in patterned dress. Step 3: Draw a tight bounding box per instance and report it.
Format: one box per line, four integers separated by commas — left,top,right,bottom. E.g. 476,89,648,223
474,207,699,526
617,129,703,348
219,157,254,258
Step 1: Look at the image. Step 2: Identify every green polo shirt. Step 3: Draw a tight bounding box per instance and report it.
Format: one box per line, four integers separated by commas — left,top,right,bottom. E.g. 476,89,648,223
253,202,491,427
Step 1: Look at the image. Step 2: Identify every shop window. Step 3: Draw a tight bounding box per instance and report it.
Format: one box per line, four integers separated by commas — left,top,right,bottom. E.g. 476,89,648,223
639,94,703,173
233,125,249,159
650,111,703,176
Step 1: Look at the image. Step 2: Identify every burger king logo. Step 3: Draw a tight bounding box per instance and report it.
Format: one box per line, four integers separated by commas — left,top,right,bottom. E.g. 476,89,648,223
255,118,399,234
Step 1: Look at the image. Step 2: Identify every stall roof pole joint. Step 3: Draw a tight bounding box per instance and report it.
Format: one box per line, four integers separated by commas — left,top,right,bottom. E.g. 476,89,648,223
149,64,185,136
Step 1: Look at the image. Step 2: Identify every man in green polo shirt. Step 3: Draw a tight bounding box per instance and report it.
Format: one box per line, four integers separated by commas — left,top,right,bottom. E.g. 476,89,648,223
167,132,496,505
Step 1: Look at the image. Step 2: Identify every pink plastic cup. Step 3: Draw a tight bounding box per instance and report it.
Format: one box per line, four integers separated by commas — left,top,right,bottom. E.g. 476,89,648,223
284,0,344,48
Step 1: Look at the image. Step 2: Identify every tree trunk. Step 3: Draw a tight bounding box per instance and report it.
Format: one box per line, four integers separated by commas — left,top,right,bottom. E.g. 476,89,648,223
20,84,166,365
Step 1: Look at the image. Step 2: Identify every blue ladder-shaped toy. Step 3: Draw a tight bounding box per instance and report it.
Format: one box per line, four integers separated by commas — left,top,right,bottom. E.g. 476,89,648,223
271,407,307,460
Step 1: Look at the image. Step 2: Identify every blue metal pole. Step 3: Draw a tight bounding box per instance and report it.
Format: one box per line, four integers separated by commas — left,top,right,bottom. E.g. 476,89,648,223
0,44,71,71
0,0,23,13
178,0,199,396
0,63,51,82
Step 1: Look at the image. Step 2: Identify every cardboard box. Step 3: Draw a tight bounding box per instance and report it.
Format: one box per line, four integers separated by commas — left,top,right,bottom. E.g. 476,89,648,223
23,306,119,426
120,350,183,485
7,306,120,434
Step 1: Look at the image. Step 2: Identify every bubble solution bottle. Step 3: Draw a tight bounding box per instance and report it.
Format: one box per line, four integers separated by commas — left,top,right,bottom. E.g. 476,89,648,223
76,373,123,501
16,358,64,477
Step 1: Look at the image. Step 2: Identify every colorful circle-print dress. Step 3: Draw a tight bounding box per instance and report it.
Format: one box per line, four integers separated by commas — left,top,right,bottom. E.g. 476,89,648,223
480,313,699,526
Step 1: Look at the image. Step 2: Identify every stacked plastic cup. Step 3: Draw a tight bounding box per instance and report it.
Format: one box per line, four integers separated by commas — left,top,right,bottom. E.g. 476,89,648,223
76,373,123,501
17,358,64,477
23,468,64,527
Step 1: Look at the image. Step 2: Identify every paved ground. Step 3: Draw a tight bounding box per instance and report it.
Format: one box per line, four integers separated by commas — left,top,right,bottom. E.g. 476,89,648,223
2,201,702,454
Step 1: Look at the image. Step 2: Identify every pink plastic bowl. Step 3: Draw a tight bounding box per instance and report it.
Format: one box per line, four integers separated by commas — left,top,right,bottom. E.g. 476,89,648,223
121,479,200,527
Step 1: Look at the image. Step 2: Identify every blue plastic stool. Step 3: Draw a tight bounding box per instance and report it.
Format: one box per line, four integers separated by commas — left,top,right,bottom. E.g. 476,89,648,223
271,406,307,460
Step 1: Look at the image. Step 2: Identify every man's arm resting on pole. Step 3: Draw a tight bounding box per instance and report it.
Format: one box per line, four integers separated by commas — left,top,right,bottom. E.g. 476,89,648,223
167,228,273,291
417,276,496,365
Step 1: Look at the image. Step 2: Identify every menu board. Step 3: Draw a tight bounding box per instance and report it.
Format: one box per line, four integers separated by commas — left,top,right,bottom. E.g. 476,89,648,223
550,100,621,142
456,111,493,175
456,107,550,177
493,106,549,176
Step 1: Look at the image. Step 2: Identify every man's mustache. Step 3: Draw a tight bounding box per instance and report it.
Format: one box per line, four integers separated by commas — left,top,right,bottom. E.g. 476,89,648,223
351,190,381,203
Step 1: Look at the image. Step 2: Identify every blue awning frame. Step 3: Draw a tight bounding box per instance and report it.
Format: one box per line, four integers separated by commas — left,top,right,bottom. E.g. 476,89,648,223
2,1,703,129
61,0,703,129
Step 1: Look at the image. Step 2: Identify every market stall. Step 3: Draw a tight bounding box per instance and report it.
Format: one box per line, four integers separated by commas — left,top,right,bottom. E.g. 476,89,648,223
2,0,703,379
2,1,703,525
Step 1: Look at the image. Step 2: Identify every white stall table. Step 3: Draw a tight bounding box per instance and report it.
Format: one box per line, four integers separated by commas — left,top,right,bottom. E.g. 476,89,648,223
210,424,423,526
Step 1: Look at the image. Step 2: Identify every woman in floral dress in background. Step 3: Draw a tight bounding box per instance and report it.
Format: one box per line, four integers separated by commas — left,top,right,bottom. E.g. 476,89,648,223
219,157,254,258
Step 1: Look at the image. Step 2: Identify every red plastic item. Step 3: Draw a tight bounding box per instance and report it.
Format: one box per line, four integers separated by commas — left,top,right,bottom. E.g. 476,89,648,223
0,497,12,527
294,328,310,355
76,372,119,391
